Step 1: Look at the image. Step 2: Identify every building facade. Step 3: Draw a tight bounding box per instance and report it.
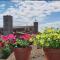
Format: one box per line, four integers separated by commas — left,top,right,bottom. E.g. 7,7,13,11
0,15,38,34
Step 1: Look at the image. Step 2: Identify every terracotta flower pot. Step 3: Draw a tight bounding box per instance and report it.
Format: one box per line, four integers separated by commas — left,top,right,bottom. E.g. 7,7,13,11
14,47,32,60
43,48,60,60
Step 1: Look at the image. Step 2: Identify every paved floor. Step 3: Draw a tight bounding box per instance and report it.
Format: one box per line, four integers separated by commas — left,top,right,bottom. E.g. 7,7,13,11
30,45,45,60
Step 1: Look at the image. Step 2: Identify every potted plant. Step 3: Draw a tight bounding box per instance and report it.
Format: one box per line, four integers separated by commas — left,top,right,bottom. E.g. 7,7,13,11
0,34,15,59
0,33,32,60
33,28,60,60
13,33,32,60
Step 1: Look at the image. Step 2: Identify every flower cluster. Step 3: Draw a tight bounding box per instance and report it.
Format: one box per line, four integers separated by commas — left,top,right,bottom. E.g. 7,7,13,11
0,34,16,47
33,28,60,48
0,33,32,59
0,33,33,47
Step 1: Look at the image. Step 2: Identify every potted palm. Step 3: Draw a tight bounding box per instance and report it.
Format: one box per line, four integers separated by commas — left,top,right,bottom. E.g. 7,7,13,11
0,33,32,60
33,28,60,60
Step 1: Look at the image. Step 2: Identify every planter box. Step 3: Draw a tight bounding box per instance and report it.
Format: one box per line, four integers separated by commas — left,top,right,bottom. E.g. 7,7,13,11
14,47,32,60
43,48,60,60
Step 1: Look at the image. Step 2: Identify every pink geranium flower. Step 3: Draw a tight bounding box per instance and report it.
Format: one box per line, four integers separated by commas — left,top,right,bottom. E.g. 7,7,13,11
20,33,31,40
8,34,16,39
1,35,8,41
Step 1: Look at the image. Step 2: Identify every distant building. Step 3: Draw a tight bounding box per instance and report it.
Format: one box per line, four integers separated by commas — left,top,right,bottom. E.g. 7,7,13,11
34,22,38,33
3,15,13,35
0,15,38,34
13,21,38,34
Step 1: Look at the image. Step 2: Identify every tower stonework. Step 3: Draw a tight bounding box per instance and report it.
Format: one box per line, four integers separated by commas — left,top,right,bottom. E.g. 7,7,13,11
3,15,13,35
34,22,38,33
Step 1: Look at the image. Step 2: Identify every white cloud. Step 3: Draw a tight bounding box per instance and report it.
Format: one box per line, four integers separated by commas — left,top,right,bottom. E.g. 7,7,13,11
39,21,60,32
0,1,60,31
0,4,5,11
11,0,20,3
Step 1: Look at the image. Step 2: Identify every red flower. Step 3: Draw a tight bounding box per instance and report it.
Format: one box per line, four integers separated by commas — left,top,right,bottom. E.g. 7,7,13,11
1,35,8,41
0,42,4,47
20,33,31,40
13,39,16,43
8,34,15,39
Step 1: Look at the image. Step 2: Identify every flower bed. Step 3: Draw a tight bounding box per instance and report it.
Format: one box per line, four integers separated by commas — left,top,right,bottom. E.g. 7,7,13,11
0,33,33,59
33,28,60,60
33,28,60,48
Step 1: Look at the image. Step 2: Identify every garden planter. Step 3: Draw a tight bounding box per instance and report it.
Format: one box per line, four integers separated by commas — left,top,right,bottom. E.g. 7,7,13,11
14,47,32,60
43,48,60,60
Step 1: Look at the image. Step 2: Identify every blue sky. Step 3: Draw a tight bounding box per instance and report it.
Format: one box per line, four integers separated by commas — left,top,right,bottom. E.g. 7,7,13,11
41,12,60,24
0,0,60,31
